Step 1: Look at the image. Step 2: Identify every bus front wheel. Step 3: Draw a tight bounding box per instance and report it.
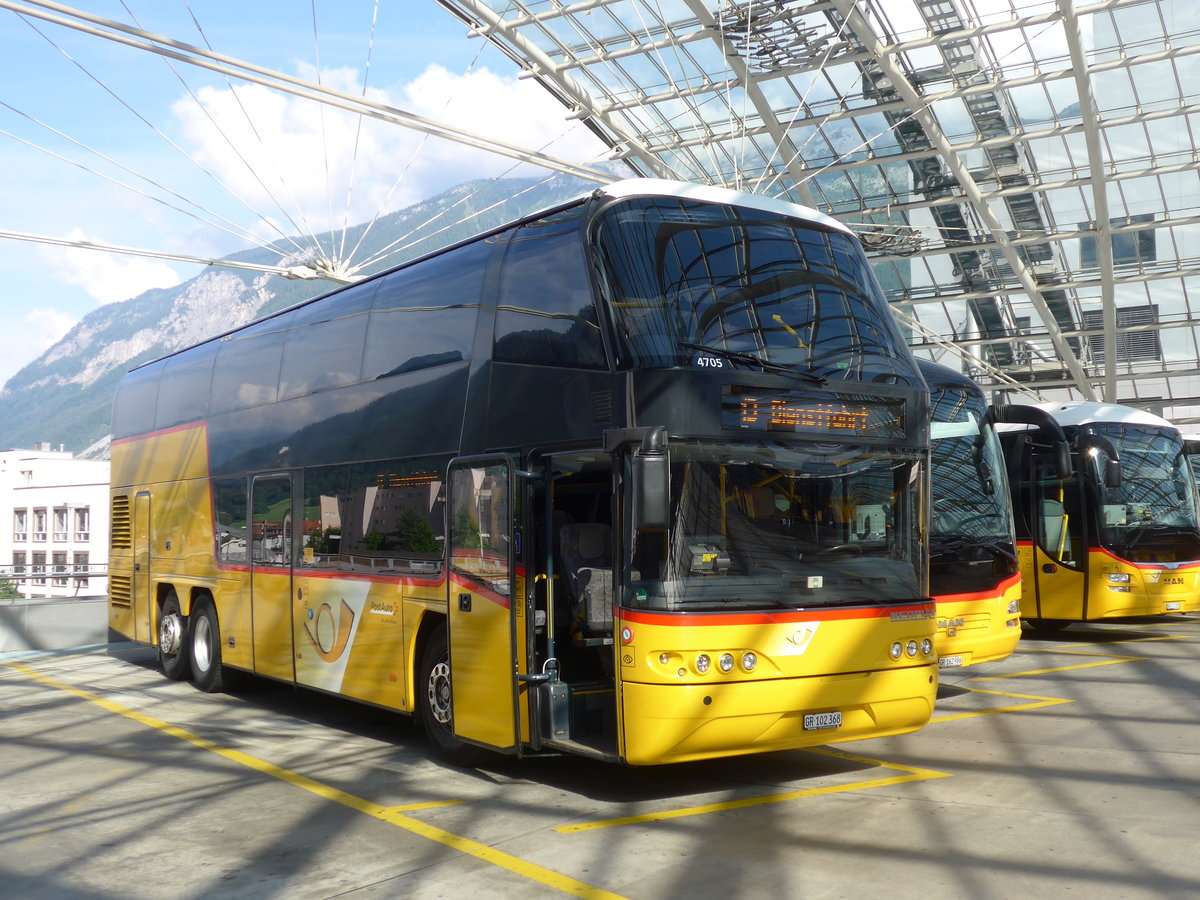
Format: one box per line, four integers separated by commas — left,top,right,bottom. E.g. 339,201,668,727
189,597,227,693
157,590,190,681
418,625,482,766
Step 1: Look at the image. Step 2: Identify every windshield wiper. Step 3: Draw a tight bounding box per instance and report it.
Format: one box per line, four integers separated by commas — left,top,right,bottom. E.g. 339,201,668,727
930,534,1018,565
680,342,826,385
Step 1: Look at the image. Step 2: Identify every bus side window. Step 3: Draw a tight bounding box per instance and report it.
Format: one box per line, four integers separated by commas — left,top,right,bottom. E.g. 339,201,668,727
494,224,606,369
300,460,446,576
211,313,294,415
363,241,487,381
213,477,249,564
279,283,375,399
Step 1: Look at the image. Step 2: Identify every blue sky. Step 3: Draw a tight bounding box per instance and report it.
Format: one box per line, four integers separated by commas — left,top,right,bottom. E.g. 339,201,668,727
0,1,610,386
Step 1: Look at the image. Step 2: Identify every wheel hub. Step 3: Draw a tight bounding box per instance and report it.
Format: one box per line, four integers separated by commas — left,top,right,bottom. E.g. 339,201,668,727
427,661,452,725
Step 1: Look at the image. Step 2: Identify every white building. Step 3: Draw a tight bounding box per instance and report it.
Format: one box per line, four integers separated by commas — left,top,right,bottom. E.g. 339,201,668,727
1,443,109,599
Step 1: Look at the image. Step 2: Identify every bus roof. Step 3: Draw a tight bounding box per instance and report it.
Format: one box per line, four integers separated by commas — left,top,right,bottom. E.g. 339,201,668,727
1033,400,1179,431
599,178,853,236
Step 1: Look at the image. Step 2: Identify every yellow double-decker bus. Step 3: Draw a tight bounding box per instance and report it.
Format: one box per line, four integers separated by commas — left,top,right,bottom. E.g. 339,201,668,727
1000,401,1200,630
108,179,938,765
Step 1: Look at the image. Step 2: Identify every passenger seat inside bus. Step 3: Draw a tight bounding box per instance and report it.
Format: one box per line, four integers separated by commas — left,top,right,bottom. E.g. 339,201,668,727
559,523,614,640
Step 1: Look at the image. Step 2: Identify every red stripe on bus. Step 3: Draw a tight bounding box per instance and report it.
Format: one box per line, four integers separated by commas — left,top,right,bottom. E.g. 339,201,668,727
111,421,207,446
932,572,1021,605
1090,546,1200,570
619,602,935,627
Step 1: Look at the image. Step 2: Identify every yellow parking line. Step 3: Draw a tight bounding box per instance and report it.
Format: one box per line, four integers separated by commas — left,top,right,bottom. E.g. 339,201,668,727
4,661,627,900
554,746,950,833
930,686,1072,724
968,656,1143,680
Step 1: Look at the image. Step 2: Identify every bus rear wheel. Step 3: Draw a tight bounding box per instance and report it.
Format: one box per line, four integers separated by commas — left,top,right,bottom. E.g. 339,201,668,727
418,624,482,766
157,590,190,681
189,597,227,693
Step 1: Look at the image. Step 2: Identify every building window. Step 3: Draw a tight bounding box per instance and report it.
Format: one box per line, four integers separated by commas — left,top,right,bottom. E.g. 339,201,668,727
32,509,47,542
53,508,69,542
32,551,46,585
13,510,27,542
74,507,91,542
12,551,25,578
52,551,68,586
73,551,89,588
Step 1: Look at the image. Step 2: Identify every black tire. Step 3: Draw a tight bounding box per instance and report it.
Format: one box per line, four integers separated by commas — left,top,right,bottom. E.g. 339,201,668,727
157,590,190,681
417,624,483,766
188,597,227,693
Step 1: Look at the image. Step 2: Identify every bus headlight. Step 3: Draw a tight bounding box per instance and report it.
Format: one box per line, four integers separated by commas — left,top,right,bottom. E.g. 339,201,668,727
906,640,918,657
719,653,735,673
695,654,711,674
1007,599,1021,614
741,652,758,672
1108,573,1131,584
890,642,903,659
921,639,934,656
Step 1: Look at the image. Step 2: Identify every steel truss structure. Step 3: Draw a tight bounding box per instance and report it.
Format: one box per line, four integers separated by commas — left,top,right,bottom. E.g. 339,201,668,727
436,0,1200,420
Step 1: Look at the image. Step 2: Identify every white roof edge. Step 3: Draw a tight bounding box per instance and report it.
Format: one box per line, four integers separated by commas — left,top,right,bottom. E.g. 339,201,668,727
600,178,853,236
1033,400,1179,431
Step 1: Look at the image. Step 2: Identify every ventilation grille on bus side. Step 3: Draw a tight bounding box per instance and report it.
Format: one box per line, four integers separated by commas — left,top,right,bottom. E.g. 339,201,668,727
591,390,613,423
109,575,132,609
111,495,131,550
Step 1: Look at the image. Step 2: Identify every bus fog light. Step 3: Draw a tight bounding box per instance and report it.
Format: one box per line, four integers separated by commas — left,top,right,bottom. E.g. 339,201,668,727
921,639,933,656
742,652,758,671
1109,585,1131,592
890,642,903,659
719,653,735,673
660,653,670,665
1108,573,1131,584
696,654,711,674
906,640,918,658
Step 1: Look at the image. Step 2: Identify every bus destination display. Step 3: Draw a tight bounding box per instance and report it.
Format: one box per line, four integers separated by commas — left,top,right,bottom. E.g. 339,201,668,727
722,385,906,438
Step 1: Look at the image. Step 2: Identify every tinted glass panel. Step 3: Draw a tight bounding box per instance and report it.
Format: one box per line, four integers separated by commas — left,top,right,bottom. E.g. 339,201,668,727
494,221,606,368
363,242,487,380
300,458,446,576
210,313,293,415
450,462,510,595
112,361,163,438
252,475,292,567
213,476,249,564
155,342,216,428
279,283,376,398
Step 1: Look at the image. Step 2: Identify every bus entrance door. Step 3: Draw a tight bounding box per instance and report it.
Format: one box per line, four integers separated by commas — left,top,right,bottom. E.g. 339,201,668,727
250,474,295,681
1027,451,1087,621
446,458,518,751
133,491,152,642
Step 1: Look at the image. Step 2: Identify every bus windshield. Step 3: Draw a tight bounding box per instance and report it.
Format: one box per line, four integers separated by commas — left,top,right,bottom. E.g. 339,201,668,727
929,398,1014,564
592,196,916,383
624,440,925,612
1086,423,1200,559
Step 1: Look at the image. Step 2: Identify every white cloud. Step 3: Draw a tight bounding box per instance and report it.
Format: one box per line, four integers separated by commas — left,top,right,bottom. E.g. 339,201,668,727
24,307,77,354
37,230,182,305
169,63,610,248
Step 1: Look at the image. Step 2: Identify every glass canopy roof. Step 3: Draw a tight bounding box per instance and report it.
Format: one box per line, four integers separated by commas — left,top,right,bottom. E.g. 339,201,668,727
435,0,1200,422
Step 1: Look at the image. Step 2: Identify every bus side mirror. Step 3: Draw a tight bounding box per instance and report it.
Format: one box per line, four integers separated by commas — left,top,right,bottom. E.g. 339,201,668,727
1105,459,1122,489
633,426,670,531
1054,441,1073,480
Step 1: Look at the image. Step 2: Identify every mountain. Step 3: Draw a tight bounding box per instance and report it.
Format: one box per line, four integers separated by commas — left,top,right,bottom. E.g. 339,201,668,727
0,175,596,456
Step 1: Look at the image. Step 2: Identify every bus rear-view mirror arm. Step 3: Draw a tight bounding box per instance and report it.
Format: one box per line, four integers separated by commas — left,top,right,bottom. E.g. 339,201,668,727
606,425,671,531
989,404,1073,480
